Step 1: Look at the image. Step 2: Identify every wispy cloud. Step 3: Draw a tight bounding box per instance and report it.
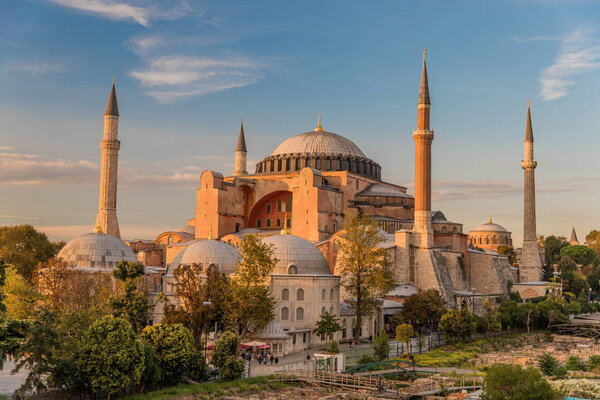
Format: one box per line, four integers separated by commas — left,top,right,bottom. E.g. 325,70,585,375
4,61,63,77
127,34,226,55
47,0,197,27
538,26,600,100
130,55,266,102
0,146,13,151
510,35,562,43
0,148,199,188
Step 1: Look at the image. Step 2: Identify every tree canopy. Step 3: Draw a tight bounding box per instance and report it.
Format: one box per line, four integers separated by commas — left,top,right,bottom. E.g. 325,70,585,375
336,214,394,341
560,245,597,266
108,261,150,332
394,289,446,333
313,311,342,347
482,363,559,400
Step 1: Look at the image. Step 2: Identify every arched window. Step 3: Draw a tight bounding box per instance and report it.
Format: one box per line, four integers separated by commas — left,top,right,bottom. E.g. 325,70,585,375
479,237,482,245
282,288,289,301
486,237,490,245
266,204,271,213
453,226,457,233
316,158,321,169
281,307,289,320
277,159,282,171
287,218,292,228
321,307,326,315
256,219,262,228
285,158,291,170
493,236,498,244
295,158,301,170
288,264,298,274
266,218,271,227
326,158,331,170
330,288,334,300
297,288,304,301
322,289,326,300
270,160,274,171
276,218,281,227
441,226,448,233
329,306,334,314
296,307,304,320
277,200,282,212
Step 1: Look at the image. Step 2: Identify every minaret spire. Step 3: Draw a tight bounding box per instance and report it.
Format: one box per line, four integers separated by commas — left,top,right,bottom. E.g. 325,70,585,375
95,78,121,237
233,117,248,176
520,99,542,281
413,49,435,248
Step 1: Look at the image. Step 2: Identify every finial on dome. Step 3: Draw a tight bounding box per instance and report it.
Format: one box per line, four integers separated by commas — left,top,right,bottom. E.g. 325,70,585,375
488,215,492,224
281,213,290,235
315,111,323,132
208,224,213,240
93,223,102,234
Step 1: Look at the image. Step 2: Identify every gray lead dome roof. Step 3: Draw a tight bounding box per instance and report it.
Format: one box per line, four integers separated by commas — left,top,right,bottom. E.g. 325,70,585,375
57,232,137,269
179,240,240,274
263,234,331,275
271,130,366,158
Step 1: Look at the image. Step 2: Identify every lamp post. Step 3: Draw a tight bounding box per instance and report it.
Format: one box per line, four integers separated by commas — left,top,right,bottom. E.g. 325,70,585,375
589,287,592,302
471,288,476,313
203,301,212,361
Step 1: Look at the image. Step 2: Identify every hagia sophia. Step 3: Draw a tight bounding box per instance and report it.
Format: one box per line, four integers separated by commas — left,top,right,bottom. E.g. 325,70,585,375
56,51,547,355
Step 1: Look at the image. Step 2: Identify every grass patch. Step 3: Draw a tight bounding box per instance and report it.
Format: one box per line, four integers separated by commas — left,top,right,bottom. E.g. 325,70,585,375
121,375,277,400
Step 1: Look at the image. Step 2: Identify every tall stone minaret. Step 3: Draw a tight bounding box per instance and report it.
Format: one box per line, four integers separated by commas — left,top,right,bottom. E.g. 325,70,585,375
413,49,434,248
519,100,542,281
94,78,121,238
233,117,247,176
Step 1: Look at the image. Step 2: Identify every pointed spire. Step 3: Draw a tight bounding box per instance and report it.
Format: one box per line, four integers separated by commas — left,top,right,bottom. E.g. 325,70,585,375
570,226,579,244
236,117,247,152
315,111,323,132
104,78,119,116
525,99,534,142
418,48,430,106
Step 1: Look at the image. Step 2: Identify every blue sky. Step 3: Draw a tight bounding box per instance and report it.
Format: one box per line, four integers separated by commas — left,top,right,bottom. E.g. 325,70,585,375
1,0,599,244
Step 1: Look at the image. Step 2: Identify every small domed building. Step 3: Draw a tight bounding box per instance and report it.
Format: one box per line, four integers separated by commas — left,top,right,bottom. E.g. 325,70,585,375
57,230,137,270
468,217,512,250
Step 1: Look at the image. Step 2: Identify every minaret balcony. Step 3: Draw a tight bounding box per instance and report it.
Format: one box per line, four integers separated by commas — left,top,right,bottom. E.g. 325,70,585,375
521,160,537,169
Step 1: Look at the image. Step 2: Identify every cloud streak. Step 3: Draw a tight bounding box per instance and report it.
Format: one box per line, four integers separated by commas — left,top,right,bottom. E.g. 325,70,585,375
130,55,266,102
47,0,197,27
538,26,600,100
4,61,63,77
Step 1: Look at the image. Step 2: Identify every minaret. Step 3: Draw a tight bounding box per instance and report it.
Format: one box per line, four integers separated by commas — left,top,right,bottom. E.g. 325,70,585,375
413,49,434,248
569,227,579,245
233,117,247,176
519,99,542,281
94,78,121,238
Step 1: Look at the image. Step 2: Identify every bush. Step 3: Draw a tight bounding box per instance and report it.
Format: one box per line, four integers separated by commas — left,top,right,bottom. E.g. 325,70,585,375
328,341,339,353
482,363,559,400
537,353,558,376
219,356,245,380
589,354,600,369
566,356,586,371
141,344,161,390
358,354,375,365
553,365,567,379
373,332,389,361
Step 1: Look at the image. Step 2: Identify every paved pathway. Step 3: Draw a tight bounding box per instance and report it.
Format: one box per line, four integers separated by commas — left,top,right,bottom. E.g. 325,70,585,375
0,359,27,396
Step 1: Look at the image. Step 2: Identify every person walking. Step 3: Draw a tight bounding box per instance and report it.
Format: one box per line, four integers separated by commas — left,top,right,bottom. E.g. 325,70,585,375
270,354,274,364
274,356,279,364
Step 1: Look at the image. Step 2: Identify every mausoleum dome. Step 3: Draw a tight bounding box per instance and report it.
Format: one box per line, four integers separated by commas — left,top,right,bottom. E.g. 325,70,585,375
263,234,330,275
271,130,366,158
471,220,509,233
179,239,240,274
57,232,137,269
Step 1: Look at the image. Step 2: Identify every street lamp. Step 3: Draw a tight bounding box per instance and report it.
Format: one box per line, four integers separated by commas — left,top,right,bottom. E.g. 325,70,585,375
589,287,592,302
203,301,212,360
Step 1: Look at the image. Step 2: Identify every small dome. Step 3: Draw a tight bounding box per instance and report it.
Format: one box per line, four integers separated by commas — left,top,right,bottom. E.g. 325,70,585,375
271,130,366,158
180,239,240,274
262,234,330,275
57,232,137,269
471,220,509,233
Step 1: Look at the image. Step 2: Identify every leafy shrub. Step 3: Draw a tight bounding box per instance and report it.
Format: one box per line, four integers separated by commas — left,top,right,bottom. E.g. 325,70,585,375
358,354,375,365
219,356,245,380
328,340,339,353
566,356,586,371
373,332,390,361
553,365,568,379
537,353,558,376
589,354,600,369
482,363,558,400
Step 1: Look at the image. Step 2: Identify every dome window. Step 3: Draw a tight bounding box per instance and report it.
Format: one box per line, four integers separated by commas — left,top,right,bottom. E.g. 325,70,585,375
276,219,281,227
266,204,271,214
256,219,262,228
288,264,298,274
266,218,271,227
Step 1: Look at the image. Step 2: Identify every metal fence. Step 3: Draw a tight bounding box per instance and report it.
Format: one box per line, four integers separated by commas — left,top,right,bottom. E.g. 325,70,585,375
342,332,445,366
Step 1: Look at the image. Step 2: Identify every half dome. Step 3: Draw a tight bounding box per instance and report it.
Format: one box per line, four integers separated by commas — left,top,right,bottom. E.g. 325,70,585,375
271,130,366,158
262,234,330,275
57,232,137,269
179,239,240,274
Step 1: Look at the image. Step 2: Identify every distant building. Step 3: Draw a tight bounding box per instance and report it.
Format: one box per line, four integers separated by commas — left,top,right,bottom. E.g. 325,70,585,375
570,227,579,245
468,216,513,250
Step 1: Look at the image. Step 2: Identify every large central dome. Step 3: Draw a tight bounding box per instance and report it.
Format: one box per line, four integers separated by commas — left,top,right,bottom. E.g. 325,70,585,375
255,116,381,179
271,130,366,158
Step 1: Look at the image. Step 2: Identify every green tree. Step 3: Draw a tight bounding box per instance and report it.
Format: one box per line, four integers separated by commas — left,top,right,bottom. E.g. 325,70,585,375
141,343,161,392
537,353,558,376
4,266,40,319
565,355,586,371
542,235,568,266
482,299,502,338
395,323,414,355
585,229,600,257
560,245,597,266
0,258,27,370
80,316,144,400
141,323,195,386
586,266,600,293
498,300,525,332
336,214,394,342
373,332,390,361
482,363,559,400
561,270,589,296
0,225,59,280
497,245,517,265
230,235,277,339
211,331,244,380
108,261,150,332
313,312,342,348
439,308,475,342
394,289,446,334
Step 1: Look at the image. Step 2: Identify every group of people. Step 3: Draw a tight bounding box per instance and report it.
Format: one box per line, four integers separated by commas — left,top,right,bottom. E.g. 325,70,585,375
241,349,279,365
